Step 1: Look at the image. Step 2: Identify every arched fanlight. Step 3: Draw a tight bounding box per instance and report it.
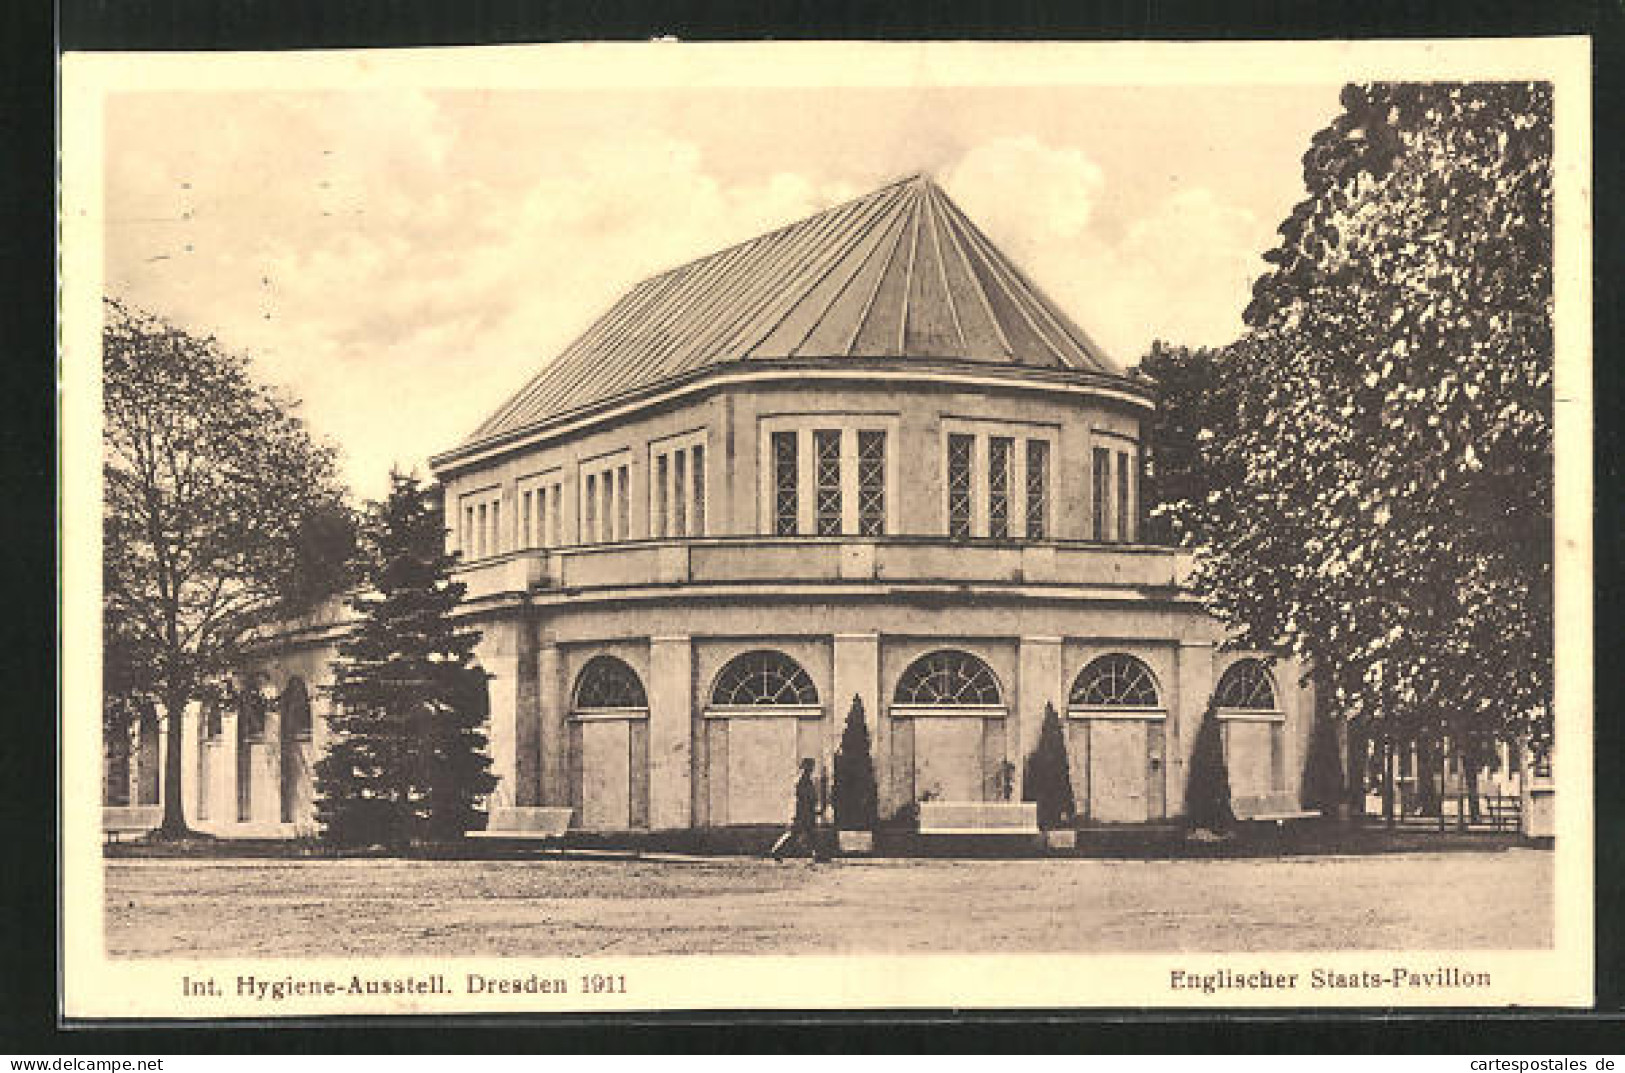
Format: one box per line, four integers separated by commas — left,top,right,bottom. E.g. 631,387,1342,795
711,651,819,707
573,655,649,710
1215,659,1278,711
893,650,1003,706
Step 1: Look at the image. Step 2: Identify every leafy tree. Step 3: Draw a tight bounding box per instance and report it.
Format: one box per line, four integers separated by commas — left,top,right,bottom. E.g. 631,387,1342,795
1185,82,1553,766
1185,702,1233,833
831,694,878,831
1134,341,1240,547
1021,702,1075,830
314,471,496,847
279,502,360,616
103,298,348,837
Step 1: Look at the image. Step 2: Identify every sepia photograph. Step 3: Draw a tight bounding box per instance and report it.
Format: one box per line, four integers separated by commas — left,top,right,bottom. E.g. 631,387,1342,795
58,37,1593,1016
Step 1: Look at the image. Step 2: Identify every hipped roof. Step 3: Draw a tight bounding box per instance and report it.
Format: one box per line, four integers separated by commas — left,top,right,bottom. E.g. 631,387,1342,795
469,173,1126,444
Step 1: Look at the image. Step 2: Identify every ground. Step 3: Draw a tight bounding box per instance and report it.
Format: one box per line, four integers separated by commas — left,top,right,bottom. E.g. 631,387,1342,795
104,848,1552,958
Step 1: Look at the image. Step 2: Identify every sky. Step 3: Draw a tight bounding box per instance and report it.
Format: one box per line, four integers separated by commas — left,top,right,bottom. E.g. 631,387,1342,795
103,80,1346,498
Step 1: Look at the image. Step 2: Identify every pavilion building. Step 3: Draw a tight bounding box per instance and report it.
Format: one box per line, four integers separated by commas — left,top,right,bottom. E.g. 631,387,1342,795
170,174,1313,837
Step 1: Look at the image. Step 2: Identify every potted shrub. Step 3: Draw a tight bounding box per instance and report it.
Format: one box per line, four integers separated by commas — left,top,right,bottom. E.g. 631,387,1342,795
832,694,878,854
1023,702,1077,850
1185,699,1234,840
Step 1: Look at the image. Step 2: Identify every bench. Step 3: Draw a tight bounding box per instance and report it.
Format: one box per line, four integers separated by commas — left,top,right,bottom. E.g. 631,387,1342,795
917,801,1039,836
103,805,162,843
467,806,575,840
1231,793,1319,826
1484,794,1522,833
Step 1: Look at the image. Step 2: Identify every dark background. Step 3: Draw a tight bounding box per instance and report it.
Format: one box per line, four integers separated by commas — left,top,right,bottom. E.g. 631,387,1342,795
5,0,1621,1053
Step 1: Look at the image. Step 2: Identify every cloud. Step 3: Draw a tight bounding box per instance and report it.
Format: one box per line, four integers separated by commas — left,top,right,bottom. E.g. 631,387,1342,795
943,135,1105,247
104,98,1275,498
940,136,1271,365
105,96,853,498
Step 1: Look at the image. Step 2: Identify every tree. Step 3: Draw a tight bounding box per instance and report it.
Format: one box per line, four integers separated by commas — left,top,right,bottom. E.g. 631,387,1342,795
1299,703,1346,815
103,299,349,837
314,471,497,847
1185,702,1233,833
1184,83,1553,768
1021,702,1075,830
831,694,878,831
1134,341,1241,547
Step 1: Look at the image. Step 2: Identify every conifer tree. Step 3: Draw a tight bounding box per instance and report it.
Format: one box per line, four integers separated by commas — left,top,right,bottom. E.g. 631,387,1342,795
1300,705,1346,815
315,471,496,847
1022,702,1075,829
831,695,878,831
1185,701,1234,833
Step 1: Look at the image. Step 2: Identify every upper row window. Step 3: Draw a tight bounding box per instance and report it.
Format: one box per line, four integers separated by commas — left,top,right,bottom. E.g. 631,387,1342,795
458,487,503,559
581,456,631,544
1091,442,1138,543
518,473,563,550
652,433,707,539
945,427,1052,541
767,423,891,537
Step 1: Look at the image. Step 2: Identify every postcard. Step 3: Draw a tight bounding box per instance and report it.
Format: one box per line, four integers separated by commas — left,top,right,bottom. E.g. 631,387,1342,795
60,37,1593,1017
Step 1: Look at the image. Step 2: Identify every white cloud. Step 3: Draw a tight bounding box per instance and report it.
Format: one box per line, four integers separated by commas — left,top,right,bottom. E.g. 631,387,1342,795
940,137,1271,366
942,135,1105,248
105,101,1277,499
106,99,854,498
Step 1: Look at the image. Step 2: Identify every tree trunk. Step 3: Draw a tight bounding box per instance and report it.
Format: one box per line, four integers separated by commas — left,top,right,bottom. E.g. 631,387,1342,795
1346,722,1368,818
157,689,194,838
1381,737,1396,829
1465,764,1481,824
1417,735,1441,817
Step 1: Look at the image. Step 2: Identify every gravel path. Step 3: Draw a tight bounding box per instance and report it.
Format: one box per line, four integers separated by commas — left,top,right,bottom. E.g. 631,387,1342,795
105,849,1552,958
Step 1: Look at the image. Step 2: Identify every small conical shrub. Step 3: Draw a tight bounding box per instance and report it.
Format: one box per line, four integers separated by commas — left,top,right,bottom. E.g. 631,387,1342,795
1185,700,1233,832
1022,702,1075,829
832,694,878,831
1300,708,1345,814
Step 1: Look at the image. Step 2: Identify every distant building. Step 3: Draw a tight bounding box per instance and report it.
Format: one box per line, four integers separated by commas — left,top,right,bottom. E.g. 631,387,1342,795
166,174,1315,836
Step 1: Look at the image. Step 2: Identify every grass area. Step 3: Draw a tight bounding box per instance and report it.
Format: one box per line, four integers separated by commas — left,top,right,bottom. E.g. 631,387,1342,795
105,847,1552,958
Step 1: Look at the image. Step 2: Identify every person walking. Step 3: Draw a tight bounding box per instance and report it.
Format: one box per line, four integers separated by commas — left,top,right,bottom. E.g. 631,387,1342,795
770,758,828,862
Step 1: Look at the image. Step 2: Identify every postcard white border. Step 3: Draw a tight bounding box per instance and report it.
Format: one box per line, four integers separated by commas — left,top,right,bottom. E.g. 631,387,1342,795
60,36,1593,1017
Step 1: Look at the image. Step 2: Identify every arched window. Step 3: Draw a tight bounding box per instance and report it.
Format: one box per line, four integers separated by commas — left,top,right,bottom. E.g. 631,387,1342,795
1216,659,1278,711
1070,654,1161,709
238,679,268,741
710,651,819,707
279,678,313,824
893,650,1003,707
202,698,223,740
573,656,648,711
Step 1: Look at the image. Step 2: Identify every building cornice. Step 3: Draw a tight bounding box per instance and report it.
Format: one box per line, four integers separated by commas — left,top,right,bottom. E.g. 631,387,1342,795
431,358,1153,478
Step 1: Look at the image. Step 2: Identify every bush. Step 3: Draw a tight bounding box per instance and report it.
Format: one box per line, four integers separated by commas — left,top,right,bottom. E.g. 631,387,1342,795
1300,708,1345,814
1022,702,1075,829
1185,700,1234,832
832,694,878,831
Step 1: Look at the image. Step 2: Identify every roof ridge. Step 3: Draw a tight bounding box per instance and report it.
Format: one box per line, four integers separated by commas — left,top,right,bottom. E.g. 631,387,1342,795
637,173,924,289
461,170,1133,447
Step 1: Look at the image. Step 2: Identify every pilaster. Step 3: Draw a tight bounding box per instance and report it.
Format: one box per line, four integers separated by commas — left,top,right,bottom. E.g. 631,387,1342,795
1172,640,1216,817
1016,636,1064,796
832,632,882,810
180,702,200,827
648,634,694,829
218,708,240,827
537,640,567,807
257,695,282,825
476,622,521,810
